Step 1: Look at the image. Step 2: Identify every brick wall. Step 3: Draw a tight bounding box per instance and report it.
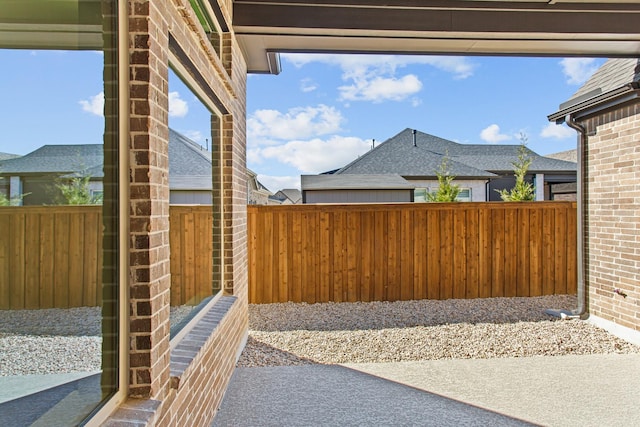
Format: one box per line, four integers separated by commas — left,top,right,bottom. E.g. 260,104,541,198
107,0,249,424
582,102,640,332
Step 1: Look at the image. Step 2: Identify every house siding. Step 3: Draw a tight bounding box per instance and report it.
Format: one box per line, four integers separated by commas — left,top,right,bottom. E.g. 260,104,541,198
305,189,412,204
581,102,640,333
408,179,487,202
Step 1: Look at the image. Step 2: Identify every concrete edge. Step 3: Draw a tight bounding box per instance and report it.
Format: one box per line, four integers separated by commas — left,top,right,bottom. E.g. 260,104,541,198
587,315,640,346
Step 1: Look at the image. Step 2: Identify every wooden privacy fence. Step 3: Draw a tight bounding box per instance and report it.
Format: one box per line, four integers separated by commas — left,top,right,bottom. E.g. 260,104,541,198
248,202,577,304
2,202,577,309
0,206,103,309
0,205,213,310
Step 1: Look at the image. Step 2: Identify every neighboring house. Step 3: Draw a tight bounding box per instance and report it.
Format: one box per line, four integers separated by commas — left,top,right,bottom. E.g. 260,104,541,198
0,144,104,205
548,57,640,341
0,129,214,205
271,188,302,204
247,169,273,205
304,128,577,203
0,152,21,200
302,174,415,203
545,149,578,200
168,128,214,204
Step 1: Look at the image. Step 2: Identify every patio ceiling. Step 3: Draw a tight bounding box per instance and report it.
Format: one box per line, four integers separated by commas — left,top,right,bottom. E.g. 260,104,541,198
232,0,640,73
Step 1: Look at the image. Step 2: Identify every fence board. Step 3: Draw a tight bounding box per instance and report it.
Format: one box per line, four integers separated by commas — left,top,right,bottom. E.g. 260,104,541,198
248,202,578,304
426,209,440,300
25,214,40,309
1,202,578,309
0,213,9,308
38,213,55,308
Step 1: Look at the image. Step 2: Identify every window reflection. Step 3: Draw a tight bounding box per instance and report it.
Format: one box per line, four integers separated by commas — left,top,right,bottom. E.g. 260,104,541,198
167,68,220,337
0,1,119,424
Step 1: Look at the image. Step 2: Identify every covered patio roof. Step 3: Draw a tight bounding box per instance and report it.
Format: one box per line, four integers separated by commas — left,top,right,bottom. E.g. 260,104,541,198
233,0,640,74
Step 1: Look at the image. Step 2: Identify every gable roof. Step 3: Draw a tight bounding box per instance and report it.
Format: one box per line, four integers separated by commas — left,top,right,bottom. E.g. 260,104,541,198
302,174,415,191
548,58,640,122
546,149,577,163
273,188,302,203
0,129,216,188
0,152,20,161
336,128,575,177
337,129,495,178
0,144,103,175
168,128,212,178
569,58,640,104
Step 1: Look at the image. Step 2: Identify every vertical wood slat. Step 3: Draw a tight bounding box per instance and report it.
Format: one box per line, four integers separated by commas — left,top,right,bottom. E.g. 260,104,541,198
0,213,10,309
24,214,40,309
0,202,579,309
247,202,577,304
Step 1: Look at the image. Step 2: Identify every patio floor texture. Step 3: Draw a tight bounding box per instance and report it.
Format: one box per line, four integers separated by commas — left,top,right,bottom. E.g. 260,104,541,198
212,353,640,426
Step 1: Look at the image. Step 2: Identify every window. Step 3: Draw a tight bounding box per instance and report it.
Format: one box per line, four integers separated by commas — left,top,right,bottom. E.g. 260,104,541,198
167,67,221,338
414,188,428,202
416,187,472,202
0,1,122,424
189,0,222,56
457,188,472,202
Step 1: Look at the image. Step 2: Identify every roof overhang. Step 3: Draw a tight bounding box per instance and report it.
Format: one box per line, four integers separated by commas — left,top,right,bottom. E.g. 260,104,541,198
548,82,640,123
233,0,640,74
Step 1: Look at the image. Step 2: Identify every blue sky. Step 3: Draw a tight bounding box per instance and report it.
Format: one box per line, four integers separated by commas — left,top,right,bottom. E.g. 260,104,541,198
0,49,604,192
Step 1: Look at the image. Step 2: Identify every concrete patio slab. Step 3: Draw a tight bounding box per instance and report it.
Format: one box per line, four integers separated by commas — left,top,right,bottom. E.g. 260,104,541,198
212,354,640,427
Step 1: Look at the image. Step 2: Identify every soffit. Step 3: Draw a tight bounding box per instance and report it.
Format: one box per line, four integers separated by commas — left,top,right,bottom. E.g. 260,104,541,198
233,0,640,73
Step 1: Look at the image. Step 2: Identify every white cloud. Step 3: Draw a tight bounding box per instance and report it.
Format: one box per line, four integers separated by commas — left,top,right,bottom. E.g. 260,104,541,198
480,124,512,144
300,78,317,93
182,130,204,143
169,91,188,117
339,74,422,103
79,91,104,116
560,58,599,85
540,123,575,140
282,54,477,104
253,136,370,174
284,54,476,80
248,104,344,144
258,175,301,192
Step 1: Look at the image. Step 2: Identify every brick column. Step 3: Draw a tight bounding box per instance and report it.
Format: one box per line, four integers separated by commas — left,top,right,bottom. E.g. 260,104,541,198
128,0,171,399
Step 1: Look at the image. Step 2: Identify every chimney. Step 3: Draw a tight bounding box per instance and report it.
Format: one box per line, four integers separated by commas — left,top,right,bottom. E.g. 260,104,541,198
412,129,417,147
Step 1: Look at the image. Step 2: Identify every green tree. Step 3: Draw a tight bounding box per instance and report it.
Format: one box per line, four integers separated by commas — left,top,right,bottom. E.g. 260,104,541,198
496,133,535,202
56,175,103,205
427,153,461,202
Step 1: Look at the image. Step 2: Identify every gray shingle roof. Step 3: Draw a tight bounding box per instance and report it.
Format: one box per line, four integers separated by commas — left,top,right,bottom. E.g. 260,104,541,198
546,149,577,163
337,129,495,178
274,189,302,203
0,144,103,175
0,152,20,161
336,129,574,177
0,129,215,187
302,174,415,190
568,58,640,105
168,128,212,177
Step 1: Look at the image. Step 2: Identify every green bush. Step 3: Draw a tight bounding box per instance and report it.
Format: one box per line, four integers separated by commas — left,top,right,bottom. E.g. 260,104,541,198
56,176,103,205
427,153,461,202
496,134,535,202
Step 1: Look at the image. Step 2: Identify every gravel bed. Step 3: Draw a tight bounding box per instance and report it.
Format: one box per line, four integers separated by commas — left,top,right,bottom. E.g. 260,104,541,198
238,295,640,367
0,305,195,376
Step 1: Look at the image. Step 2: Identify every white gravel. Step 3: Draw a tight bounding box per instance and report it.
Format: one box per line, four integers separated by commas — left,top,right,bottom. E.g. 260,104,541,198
238,295,640,367
4,297,637,375
0,306,195,376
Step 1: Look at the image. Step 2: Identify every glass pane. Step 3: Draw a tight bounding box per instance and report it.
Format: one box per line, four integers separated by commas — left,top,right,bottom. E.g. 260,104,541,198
167,68,220,337
414,188,427,202
0,1,119,425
